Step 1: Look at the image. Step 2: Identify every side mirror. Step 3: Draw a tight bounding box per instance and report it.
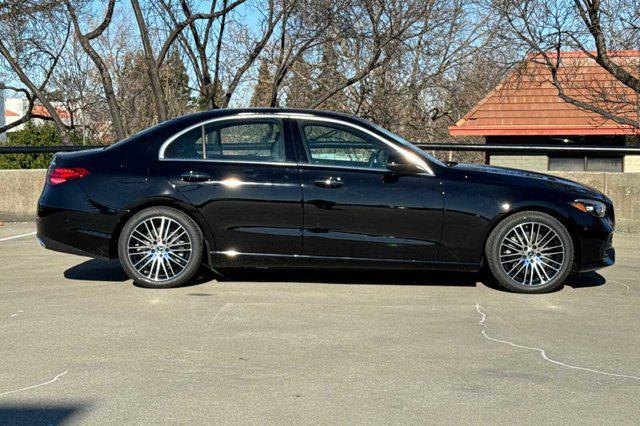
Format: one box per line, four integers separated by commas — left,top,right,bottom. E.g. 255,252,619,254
386,153,424,175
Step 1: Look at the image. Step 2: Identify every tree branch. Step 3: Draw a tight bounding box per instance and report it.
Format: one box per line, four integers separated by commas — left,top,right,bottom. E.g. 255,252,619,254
156,0,247,67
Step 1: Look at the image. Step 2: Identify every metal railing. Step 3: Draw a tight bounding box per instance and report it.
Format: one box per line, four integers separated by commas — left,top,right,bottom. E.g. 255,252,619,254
0,145,103,154
414,143,640,155
1,143,640,155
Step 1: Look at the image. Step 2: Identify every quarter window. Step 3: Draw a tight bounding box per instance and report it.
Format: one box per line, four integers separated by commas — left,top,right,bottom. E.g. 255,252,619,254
301,123,391,169
163,127,203,159
163,120,285,162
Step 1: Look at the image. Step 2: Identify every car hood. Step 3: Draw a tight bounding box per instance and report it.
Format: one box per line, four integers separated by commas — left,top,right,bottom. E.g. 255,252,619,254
451,163,607,200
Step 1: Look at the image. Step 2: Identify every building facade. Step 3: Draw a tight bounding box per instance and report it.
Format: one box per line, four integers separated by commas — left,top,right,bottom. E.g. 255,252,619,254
3,98,71,135
449,51,639,173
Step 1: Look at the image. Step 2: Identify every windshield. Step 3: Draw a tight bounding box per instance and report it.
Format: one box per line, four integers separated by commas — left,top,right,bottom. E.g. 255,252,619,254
367,122,447,168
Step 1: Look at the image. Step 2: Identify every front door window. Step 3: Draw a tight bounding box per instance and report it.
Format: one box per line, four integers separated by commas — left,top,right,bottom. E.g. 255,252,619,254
301,123,391,170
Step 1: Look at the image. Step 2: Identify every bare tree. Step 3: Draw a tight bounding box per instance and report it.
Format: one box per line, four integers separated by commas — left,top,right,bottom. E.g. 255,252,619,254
129,0,247,119
64,0,126,139
1,0,506,150
0,2,72,141
0,0,65,20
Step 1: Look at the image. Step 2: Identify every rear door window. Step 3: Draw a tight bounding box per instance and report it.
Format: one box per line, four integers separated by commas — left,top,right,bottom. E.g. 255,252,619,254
204,121,284,162
163,119,285,163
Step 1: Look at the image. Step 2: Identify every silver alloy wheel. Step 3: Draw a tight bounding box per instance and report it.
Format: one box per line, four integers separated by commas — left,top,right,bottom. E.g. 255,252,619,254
499,221,565,287
127,216,192,282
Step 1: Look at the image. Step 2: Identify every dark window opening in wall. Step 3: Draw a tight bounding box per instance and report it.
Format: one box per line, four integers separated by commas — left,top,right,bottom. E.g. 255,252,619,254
548,156,623,172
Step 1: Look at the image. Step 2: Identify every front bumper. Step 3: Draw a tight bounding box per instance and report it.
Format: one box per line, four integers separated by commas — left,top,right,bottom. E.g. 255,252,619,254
574,214,615,273
579,232,615,272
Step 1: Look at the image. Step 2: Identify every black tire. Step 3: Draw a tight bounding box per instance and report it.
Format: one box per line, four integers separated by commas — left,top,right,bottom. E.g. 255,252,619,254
118,207,203,288
485,211,574,293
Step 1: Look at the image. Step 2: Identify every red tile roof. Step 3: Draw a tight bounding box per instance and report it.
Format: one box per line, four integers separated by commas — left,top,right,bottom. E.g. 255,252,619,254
32,104,71,120
5,109,19,117
449,51,639,136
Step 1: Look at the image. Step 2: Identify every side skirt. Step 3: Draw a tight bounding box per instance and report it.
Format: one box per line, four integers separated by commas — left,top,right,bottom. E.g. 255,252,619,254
209,251,481,272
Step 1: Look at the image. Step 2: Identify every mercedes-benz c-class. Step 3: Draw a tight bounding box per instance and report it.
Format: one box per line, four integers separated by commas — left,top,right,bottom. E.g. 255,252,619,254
37,108,615,293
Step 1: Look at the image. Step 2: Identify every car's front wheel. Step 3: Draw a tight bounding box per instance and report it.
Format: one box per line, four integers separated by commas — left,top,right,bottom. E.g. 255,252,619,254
118,207,203,288
485,211,574,293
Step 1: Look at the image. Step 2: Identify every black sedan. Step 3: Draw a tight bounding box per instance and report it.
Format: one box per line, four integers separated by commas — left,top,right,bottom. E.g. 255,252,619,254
37,108,615,293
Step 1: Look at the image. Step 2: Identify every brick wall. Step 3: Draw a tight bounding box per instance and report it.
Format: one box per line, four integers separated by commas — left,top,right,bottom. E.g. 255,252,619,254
489,155,548,172
625,155,640,172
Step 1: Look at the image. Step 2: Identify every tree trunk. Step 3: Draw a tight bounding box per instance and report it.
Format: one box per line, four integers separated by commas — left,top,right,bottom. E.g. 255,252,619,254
65,0,126,140
131,0,168,122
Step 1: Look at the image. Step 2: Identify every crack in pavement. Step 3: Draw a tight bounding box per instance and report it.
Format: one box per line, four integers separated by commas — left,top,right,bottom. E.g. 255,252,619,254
212,302,232,324
475,302,640,381
609,280,631,291
0,371,68,397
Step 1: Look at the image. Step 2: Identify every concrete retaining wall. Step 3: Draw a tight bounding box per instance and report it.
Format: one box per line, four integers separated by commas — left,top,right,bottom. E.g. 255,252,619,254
0,169,46,222
552,172,640,233
1,168,639,232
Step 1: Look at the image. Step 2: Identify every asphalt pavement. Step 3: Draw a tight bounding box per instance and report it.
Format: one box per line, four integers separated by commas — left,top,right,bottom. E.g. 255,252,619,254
0,222,638,424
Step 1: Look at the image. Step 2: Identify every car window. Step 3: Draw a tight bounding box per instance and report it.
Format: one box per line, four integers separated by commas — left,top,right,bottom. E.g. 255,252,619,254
163,119,284,162
204,121,284,162
163,127,203,159
301,123,391,169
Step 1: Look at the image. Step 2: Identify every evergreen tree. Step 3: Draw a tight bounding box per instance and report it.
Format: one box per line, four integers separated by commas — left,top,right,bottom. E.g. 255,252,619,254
284,56,314,108
160,51,192,118
312,43,349,111
250,59,274,107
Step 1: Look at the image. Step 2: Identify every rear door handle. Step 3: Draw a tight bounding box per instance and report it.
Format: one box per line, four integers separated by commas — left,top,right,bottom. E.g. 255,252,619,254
314,176,344,188
181,171,211,183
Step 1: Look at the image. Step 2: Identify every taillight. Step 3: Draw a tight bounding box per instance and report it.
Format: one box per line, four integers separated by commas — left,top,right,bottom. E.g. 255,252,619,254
48,167,90,185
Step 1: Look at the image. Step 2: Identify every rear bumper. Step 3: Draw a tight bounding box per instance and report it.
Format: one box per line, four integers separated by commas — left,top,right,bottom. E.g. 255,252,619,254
36,233,96,258
37,205,114,259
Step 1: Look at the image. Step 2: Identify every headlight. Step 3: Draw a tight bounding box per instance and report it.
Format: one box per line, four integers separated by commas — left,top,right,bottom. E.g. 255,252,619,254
570,199,607,217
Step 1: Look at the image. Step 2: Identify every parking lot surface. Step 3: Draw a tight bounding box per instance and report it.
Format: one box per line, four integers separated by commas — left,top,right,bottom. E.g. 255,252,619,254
0,222,639,424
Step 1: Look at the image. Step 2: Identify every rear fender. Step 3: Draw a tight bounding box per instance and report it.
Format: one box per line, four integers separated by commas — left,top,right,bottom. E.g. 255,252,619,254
110,195,217,259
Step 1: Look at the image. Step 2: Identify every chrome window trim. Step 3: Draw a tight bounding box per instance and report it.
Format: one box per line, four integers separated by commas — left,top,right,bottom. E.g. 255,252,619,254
299,163,432,175
158,112,435,176
157,157,298,167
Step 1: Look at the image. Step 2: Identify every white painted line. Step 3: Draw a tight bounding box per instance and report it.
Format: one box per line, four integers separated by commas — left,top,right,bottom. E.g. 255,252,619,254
475,302,640,381
0,231,36,242
0,370,68,397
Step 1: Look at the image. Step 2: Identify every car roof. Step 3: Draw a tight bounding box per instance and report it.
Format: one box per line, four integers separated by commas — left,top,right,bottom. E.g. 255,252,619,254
108,108,374,152
169,107,368,127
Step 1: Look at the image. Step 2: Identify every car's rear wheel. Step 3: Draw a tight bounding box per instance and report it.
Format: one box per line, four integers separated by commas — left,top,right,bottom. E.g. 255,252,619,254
485,211,574,293
118,207,203,288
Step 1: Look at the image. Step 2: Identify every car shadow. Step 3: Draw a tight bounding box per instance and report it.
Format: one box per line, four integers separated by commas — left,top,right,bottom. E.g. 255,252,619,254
214,268,482,287
62,259,608,291
64,259,129,282
63,259,216,287
567,271,607,289
0,404,87,425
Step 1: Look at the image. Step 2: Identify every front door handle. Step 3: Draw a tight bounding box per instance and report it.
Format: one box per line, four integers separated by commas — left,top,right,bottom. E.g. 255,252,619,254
181,171,211,183
314,176,344,188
